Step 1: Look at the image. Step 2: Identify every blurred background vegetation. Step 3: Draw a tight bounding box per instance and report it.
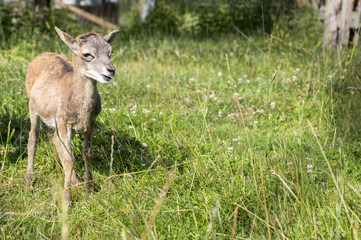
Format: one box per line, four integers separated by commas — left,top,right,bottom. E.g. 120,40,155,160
0,0,322,46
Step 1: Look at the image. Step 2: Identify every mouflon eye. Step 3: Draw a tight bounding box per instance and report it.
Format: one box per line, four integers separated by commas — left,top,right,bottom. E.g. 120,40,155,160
82,53,94,59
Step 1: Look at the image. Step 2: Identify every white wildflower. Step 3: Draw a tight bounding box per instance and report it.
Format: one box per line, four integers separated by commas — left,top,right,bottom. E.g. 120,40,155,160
130,105,137,111
257,109,264,114
210,93,217,101
270,102,276,110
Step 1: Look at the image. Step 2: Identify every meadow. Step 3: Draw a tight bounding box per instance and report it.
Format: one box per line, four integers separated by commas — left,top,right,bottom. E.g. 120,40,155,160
1,20,361,239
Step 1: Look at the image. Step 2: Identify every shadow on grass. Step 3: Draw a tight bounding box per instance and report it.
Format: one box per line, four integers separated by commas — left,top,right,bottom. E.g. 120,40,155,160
88,122,186,176
331,53,361,139
0,104,153,177
0,106,29,167
329,52,361,179
90,125,155,175
1,104,187,184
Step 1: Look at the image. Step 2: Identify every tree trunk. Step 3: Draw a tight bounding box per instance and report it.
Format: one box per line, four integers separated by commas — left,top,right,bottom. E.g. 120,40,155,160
323,0,341,48
353,0,361,43
339,0,355,47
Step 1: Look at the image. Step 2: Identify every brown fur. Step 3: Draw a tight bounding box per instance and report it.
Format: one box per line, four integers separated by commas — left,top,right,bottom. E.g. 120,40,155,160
26,27,119,203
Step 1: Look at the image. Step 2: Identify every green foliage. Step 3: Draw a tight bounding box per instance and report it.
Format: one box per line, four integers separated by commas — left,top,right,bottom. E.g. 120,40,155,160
0,2,37,47
127,0,179,36
0,2,97,49
272,5,324,47
145,0,179,35
125,0,298,37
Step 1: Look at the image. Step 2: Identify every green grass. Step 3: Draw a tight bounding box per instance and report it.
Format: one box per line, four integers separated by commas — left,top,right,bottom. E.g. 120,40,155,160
1,31,361,239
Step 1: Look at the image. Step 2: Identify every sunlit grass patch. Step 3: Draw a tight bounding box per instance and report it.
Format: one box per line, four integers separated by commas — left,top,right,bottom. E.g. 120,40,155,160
1,35,361,239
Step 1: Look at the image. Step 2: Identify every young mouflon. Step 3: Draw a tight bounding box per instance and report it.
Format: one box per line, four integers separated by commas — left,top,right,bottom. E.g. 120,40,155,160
26,27,119,203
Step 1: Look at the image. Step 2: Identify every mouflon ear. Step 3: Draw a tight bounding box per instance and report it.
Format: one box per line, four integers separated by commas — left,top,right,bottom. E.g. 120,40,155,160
104,30,120,44
55,27,79,53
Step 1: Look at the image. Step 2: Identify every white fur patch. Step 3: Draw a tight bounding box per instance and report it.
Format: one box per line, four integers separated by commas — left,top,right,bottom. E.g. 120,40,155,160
42,116,57,129
85,70,112,84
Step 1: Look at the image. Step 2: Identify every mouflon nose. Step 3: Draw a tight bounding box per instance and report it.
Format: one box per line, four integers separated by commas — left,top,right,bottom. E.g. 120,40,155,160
107,68,115,77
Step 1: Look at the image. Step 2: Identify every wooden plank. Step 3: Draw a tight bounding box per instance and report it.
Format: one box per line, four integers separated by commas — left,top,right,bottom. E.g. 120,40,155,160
53,0,118,29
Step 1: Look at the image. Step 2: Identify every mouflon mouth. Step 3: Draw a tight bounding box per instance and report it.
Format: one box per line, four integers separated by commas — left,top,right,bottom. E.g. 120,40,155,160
101,74,112,82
